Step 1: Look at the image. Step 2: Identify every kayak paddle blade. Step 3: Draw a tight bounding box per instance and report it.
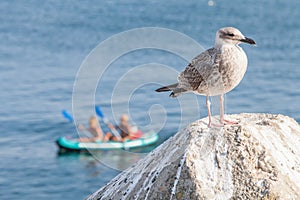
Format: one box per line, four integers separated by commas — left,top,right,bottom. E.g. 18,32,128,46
95,106,105,118
62,110,74,122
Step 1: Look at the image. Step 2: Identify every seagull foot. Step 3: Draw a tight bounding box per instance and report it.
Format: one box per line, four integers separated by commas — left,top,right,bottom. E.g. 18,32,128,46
222,119,239,125
207,118,239,128
208,121,224,128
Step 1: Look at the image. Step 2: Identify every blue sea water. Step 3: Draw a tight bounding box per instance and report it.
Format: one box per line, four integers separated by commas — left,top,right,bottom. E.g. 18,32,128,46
0,0,299,199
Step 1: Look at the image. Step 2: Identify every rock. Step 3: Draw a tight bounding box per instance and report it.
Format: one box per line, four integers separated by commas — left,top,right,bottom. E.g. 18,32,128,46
87,113,300,200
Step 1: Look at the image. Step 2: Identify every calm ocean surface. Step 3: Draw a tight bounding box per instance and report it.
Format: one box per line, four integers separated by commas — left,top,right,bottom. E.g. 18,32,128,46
1,0,299,199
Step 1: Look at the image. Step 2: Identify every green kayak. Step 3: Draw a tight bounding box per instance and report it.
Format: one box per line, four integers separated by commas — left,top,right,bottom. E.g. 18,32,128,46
56,132,159,152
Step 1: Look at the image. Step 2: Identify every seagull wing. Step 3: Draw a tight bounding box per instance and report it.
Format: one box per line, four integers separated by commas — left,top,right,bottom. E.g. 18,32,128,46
178,48,220,91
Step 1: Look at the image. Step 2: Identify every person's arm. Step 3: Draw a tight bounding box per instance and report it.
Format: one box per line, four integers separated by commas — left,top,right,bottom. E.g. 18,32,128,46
94,127,104,141
108,123,117,130
77,125,94,142
77,124,85,131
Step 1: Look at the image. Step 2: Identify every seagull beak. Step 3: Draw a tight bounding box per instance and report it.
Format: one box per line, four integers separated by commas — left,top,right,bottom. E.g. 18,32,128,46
240,37,256,45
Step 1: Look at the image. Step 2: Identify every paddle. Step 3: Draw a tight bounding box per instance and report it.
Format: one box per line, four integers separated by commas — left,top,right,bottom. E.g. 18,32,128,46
61,109,95,138
95,105,122,139
61,110,74,122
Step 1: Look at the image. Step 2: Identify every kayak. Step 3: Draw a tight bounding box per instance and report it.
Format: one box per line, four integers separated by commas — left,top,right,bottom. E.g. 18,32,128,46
56,131,159,153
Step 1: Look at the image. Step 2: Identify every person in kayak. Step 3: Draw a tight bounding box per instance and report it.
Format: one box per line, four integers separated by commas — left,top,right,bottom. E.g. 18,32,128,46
77,116,106,142
105,114,137,142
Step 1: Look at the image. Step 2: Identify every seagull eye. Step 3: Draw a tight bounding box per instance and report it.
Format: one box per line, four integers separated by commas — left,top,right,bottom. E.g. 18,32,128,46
227,33,235,37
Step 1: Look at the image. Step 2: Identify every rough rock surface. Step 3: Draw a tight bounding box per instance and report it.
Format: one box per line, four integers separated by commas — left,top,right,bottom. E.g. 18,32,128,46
87,113,300,200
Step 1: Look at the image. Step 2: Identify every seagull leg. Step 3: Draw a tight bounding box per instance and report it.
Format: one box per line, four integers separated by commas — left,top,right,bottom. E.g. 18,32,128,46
219,94,238,125
206,96,212,127
220,94,225,124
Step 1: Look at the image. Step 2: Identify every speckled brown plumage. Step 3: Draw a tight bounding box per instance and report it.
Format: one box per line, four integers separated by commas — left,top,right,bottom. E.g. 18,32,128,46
156,27,256,127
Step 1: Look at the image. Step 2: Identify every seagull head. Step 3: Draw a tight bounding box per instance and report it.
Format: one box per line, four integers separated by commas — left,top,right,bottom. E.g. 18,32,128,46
215,27,256,47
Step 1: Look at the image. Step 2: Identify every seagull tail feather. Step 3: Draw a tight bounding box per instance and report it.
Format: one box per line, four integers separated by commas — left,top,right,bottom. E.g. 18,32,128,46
155,83,178,92
155,83,187,98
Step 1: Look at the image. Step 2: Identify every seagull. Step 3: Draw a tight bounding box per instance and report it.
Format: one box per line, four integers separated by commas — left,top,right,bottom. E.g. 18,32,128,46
155,27,256,127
